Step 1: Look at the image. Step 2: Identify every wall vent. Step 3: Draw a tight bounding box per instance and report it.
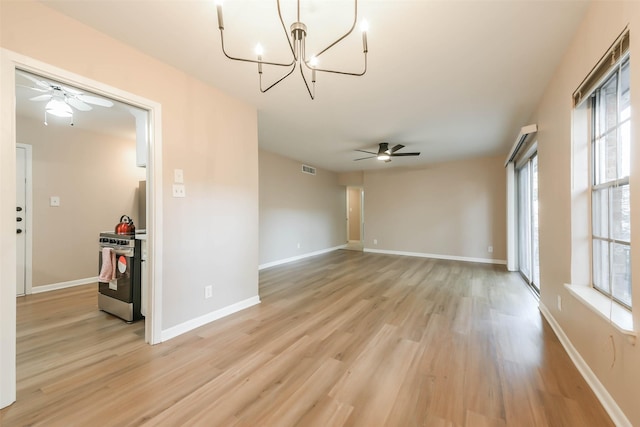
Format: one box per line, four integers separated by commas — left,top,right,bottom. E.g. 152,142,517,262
301,164,316,175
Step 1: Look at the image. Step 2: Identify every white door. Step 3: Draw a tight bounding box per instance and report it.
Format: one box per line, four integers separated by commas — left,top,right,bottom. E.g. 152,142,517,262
16,146,27,296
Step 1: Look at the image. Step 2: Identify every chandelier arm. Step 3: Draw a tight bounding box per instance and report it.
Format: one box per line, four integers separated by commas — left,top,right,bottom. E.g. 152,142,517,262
313,53,367,77
277,0,297,59
260,63,298,93
314,0,358,59
219,30,294,67
298,62,315,99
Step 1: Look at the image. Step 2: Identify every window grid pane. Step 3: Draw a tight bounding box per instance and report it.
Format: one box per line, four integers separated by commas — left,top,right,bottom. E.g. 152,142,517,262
591,56,631,309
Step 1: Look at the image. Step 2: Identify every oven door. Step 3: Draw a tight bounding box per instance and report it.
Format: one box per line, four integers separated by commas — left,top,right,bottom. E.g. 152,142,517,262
98,246,134,303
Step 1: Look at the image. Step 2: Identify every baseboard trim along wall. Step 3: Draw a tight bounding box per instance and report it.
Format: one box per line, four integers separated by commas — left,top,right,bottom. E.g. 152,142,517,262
258,245,347,270
161,295,261,342
31,277,98,294
363,248,507,265
539,303,631,427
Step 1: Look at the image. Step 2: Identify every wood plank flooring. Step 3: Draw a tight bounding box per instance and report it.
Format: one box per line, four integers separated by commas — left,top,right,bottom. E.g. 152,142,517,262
1,250,613,426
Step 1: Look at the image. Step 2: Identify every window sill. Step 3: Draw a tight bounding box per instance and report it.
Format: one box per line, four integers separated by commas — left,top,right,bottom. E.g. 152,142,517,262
564,283,636,345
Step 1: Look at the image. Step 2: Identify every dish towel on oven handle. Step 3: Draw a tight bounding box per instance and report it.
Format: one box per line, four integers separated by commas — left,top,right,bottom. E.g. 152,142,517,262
98,247,117,282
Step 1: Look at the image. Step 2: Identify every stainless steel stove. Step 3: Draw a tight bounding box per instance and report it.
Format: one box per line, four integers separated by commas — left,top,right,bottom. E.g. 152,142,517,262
98,232,143,322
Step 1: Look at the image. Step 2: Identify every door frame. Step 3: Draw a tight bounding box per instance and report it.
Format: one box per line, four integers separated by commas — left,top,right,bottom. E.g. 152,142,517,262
0,48,164,409
15,143,32,296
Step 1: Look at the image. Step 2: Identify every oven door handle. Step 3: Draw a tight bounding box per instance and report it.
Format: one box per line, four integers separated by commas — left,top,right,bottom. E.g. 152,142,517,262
100,246,134,257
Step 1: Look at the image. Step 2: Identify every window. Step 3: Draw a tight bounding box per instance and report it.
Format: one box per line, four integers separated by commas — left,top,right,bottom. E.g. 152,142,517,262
591,56,631,308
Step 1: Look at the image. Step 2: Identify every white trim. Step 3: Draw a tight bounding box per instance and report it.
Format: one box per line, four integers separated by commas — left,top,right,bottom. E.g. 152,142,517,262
539,303,632,427
505,124,537,166
1,48,164,408
30,277,97,294
506,162,517,271
0,48,18,409
16,143,33,295
259,245,347,270
363,248,507,265
161,296,260,342
564,284,635,342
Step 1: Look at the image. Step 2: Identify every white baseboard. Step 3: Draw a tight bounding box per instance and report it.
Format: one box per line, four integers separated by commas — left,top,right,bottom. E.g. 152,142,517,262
161,295,261,342
31,277,98,294
259,245,347,270
539,303,631,427
363,248,507,265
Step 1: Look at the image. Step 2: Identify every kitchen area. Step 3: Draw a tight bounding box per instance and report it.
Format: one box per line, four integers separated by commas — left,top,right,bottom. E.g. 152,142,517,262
15,69,150,326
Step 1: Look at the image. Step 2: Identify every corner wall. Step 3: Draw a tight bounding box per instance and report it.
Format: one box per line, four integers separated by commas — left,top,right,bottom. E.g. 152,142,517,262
259,150,346,267
529,1,640,424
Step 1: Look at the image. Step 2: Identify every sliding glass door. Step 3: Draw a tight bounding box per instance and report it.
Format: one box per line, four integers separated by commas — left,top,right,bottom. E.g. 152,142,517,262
517,154,540,292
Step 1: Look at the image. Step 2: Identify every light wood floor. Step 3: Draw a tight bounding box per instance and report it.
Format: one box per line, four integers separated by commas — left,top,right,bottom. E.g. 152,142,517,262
1,251,613,426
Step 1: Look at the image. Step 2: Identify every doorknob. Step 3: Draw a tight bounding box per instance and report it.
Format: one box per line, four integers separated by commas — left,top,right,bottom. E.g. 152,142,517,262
16,206,23,212
17,229,23,234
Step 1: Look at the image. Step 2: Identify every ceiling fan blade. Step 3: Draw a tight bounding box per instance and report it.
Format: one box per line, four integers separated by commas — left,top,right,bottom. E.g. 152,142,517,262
353,156,376,161
29,94,52,102
355,149,377,155
67,97,93,111
17,84,49,93
61,85,83,95
390,144,405,153
390,152,420,157
76,94,114,107
17,71,51,90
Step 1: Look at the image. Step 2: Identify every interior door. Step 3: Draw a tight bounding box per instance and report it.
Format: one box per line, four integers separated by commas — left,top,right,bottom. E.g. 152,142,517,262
16,146,26,296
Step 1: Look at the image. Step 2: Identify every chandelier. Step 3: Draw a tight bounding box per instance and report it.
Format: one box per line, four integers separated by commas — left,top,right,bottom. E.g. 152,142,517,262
215,0,368,99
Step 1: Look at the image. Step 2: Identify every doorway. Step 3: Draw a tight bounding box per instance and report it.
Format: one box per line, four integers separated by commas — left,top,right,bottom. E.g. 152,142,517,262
1,49,163,409
345,187,364,251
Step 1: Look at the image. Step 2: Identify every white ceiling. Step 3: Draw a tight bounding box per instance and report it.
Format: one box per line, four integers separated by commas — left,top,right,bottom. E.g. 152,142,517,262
34,0,589,172
16,70,139,140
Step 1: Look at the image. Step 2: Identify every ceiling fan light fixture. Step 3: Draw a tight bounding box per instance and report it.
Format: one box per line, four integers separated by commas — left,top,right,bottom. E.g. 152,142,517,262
45,98,73,118
377,154,390,161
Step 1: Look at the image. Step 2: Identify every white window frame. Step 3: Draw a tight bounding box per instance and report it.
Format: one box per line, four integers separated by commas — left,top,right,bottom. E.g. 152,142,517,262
590,55,631,309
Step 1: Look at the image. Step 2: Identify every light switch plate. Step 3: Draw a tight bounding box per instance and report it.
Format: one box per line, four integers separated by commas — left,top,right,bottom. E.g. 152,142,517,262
50,196,60,207
174,169,184,184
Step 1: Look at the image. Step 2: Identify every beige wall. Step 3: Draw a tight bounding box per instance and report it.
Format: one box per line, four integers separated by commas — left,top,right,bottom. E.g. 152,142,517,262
1,1,259,330
363,155,506,261
338,171,364,186
530,1,640,424
17,116,143,286
347,187,361,241
259,150,346,266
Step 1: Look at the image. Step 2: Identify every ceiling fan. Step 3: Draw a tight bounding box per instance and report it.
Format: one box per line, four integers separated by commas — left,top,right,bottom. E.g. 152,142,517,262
17,71,114,123
354,142,420,162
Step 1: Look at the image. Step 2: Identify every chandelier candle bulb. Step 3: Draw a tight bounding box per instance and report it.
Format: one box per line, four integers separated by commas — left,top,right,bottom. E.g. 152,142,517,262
215,2,224,30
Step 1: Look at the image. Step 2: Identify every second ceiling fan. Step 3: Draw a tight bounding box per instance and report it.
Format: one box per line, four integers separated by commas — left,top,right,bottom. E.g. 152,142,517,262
354,142,420,162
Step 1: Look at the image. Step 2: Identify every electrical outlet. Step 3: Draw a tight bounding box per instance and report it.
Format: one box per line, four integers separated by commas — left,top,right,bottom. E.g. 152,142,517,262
205,285,213,299
373,239,378,245
557,295,562,311
172,184,186,198
488,246,493,253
